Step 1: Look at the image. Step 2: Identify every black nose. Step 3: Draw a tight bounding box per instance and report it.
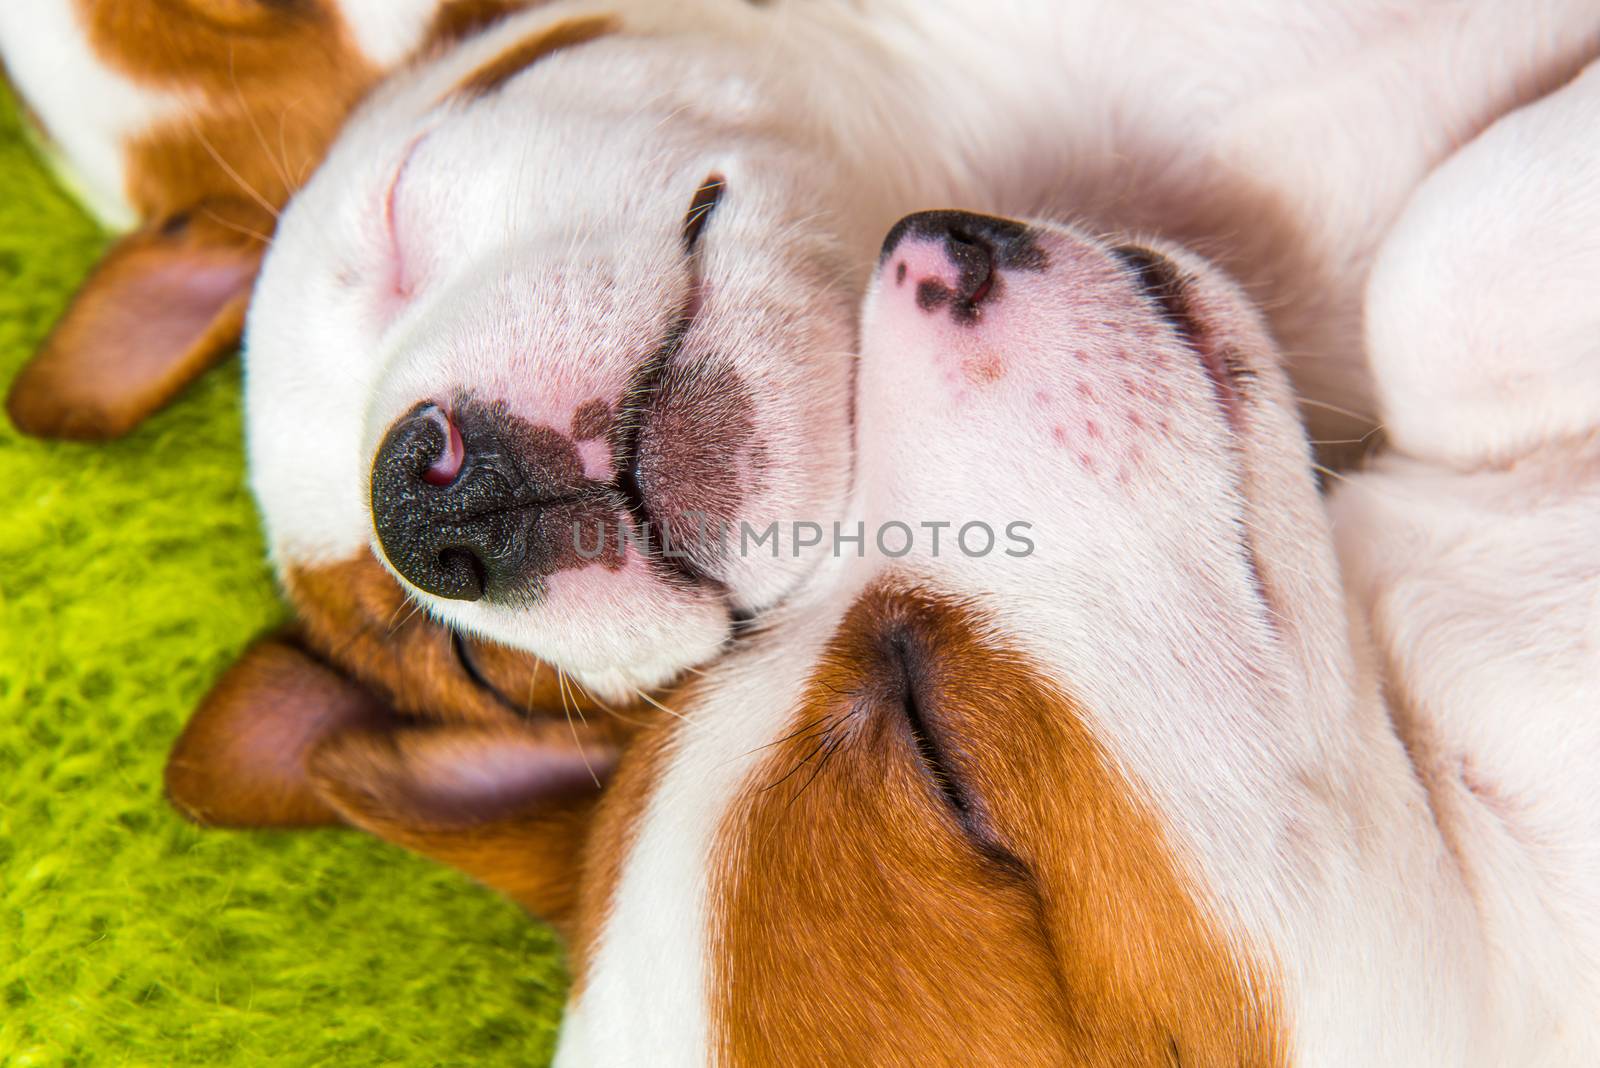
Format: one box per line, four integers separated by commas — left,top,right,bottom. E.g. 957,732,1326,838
878,210,1048,323
880,210,1044,267
370,403,538,601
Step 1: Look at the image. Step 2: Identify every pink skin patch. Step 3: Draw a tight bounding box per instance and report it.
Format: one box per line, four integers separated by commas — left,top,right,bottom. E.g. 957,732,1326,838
571,398,617,482
576,439,614,482
422,407,465,486
892,236,965,300
868,229,1224,486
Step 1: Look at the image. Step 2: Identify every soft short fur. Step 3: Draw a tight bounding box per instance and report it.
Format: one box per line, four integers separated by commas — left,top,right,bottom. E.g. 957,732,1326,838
170,48,1600,1063
236,0,1598,707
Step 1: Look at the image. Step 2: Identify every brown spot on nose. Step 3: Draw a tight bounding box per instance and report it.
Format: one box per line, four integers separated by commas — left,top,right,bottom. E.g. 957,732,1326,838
572,398,614,441
960,350,1005,385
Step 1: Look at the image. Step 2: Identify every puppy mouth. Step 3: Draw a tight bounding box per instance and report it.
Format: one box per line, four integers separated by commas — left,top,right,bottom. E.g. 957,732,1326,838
370,175,751,609
608,173,737,593
611,314,724,591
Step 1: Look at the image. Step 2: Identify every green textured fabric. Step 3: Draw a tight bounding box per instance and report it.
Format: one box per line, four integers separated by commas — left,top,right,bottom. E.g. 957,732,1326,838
0,84,568,1066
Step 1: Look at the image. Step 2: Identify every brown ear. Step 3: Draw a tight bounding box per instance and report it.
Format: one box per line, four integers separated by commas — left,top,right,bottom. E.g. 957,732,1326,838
6,205,266,440
166,634,393,828
309,724,617,929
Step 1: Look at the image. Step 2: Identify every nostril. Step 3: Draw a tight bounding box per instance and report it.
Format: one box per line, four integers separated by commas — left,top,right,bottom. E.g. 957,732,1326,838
945,229,995,305
421,406,466,486
436,548,485,600
371,402,499,602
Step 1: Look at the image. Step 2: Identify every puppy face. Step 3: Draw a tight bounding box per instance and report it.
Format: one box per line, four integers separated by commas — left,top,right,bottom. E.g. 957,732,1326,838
0,0,519,437
558,213,1354,1062
250,5,863,698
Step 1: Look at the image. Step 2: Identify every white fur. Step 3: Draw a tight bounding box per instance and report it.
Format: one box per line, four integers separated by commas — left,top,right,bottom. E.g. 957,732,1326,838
1329,61,1600,1061
554,599,854,1066
336,0,442,67
245,0,1600,701
1365,59,1600,469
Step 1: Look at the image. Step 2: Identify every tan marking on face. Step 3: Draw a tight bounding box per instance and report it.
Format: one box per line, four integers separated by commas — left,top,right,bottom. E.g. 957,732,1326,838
450,14,621,101
961,347,1006,384
711,582,1286,1065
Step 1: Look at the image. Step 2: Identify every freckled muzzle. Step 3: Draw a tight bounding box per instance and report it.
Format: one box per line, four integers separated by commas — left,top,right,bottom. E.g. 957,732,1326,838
369,400,624,603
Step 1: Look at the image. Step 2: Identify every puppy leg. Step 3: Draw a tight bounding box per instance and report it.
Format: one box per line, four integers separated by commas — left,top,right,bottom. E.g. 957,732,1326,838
1334,64,1600,1037
1363,60,1600,468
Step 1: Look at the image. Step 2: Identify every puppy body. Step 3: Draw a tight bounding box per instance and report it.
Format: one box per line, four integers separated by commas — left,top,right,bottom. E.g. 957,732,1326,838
1325,60,1600,1061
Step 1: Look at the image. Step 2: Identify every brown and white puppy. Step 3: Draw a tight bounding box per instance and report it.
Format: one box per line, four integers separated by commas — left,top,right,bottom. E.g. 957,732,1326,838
235,0,1600,708
0,0,537,438
171,58,1600,1059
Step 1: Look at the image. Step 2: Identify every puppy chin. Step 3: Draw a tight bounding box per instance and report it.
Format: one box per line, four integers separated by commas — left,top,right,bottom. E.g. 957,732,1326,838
416,556,732,699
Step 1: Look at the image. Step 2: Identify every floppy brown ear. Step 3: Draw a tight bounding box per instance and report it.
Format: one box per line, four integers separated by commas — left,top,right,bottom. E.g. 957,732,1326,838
309,724,616,928
6,204,266,440
166,633,394,828
170,630,618,928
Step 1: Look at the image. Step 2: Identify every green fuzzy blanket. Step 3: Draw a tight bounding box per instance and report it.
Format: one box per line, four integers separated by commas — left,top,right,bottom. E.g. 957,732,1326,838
0,87,568,1065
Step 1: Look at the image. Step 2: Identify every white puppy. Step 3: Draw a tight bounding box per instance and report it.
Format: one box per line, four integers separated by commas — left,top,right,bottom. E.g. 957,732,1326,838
555,62,1600,1062
237,0,1600,700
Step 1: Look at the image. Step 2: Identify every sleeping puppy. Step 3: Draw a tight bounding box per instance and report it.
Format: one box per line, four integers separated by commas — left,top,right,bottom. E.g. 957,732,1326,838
171,59,1600,1062
225,0,1600,717
0,0,531,438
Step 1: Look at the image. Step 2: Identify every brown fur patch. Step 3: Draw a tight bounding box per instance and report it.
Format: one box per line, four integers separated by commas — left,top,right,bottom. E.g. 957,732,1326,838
425,0,542,49
711,582,1285,1065
451,14,620,100
171,552,657,935
16,0,402,436
74,0,380,220
166,633,390,827
309,721,613,935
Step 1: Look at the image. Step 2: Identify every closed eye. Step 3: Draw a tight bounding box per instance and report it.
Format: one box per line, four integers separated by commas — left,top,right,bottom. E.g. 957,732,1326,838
682,173,726,253
889,634,973,819
880,629,1027,875
1110,242,1252,417
1108,243,1198,345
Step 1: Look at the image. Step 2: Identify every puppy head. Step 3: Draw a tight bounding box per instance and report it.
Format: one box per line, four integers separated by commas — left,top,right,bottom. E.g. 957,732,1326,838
0,0,499,438
551,214,1356,1062
250,4,865,698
